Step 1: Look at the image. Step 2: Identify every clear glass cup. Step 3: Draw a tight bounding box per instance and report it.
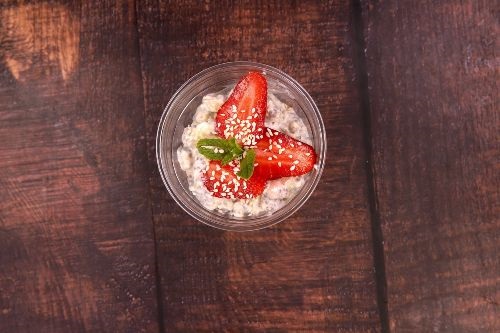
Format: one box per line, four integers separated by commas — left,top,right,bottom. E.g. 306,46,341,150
156,61,326,231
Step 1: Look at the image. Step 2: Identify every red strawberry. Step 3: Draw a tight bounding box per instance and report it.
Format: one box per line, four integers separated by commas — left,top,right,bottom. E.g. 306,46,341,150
253,128,317,180
215,72,267,146
202,160,267,199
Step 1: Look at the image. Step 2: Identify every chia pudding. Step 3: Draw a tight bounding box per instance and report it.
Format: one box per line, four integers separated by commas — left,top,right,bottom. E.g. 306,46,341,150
177,92,313,218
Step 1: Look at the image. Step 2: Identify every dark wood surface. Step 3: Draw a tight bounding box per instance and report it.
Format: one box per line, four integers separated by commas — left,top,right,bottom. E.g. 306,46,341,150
136,0,380,332
362,0,499,332
0,0,498,332
0,1,158,332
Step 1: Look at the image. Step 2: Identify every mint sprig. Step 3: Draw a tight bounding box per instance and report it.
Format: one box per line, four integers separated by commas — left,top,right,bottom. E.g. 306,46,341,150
237,149,256,180
197,138,244,166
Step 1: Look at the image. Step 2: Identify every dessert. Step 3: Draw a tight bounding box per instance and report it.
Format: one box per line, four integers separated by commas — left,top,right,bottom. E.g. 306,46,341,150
177,72,318,217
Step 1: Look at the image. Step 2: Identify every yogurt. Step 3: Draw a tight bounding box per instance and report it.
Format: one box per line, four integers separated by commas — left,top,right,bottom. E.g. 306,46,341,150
177,92,312,218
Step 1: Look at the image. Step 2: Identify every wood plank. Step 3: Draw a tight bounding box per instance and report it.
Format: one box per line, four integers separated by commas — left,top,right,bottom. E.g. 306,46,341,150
0,1,158,332
137,1,381,331
362,0,499,331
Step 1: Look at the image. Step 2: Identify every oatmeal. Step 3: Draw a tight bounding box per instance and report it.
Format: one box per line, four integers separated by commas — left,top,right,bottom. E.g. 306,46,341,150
177,92,313,218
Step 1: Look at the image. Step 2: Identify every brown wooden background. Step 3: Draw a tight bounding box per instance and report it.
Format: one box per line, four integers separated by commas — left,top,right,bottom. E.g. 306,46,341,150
0,0,498,332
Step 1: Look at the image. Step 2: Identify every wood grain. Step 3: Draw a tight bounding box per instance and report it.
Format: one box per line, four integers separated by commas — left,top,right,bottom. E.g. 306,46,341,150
137,1,381,331
362,0,499,331
0,1,158,332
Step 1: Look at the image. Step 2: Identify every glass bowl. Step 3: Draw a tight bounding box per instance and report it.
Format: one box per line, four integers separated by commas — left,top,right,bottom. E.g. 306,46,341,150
156,61,326,231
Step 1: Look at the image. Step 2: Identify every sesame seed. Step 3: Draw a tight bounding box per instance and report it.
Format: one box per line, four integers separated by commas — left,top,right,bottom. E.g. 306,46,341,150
221,193,226,197
217,123,221,127
269,145,273,150
294,160,299,164
273,155,277,159
278,139,283,144
211,171,215,176
305,153,311,156
210,177,215,180
258,128,263,131
213,189,218,192
251,107,255,113
290,165,296,171
288,154,293,158
216,165,221,170
219,149,224,153
290,143,295,147
279,148,285,154
254,163,259,166
278,162,282,167
268,157,273,161
297,142,303,146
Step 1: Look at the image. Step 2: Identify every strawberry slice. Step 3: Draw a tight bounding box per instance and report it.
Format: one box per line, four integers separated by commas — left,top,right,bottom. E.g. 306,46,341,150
253,128,317,180
215,72,267,146
202,160,267,199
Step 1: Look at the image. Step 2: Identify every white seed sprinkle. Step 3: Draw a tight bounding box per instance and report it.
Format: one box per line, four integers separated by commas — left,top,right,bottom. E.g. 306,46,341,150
268,157,273,161
305,153,311,156
290,165,296,171
278,162,282,167
288,154,293,158
294,160,299,164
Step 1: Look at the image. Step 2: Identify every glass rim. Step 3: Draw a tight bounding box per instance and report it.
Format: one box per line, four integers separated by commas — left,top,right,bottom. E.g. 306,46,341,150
156,61,326,231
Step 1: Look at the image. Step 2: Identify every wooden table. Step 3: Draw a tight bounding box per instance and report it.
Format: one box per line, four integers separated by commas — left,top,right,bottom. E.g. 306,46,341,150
0,1,498,332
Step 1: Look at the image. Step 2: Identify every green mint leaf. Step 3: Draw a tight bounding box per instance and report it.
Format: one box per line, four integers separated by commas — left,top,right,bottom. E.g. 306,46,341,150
237,149,256,180
221,153,234,165
197,137,244,164
197,147,226,160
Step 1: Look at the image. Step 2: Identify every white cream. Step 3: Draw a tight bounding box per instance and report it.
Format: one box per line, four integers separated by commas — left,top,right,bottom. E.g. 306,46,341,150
177,92,312,218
